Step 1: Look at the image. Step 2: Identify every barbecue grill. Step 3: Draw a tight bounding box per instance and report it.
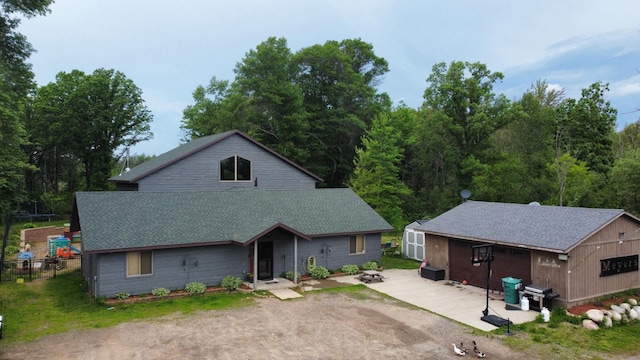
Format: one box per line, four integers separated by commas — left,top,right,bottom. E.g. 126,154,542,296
521,284,559,311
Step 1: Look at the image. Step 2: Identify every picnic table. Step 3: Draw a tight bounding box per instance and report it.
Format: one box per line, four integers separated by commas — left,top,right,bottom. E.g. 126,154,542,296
359,270,384,284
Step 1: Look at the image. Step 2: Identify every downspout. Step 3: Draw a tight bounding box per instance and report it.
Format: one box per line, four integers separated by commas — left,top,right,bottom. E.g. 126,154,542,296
293,235,298,285
253,241,258,291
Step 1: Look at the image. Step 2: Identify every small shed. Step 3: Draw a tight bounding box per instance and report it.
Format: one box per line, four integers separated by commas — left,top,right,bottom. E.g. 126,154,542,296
402,220,429,261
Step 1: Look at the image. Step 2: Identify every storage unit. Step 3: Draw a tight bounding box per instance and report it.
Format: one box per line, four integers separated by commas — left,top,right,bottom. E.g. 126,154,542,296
501,277,522,304
421,266,445,281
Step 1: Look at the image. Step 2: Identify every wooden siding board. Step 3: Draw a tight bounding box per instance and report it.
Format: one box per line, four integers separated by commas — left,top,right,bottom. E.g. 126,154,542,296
137,136,316,192
562,217,640,307
424,235,449,273
530,250,567,306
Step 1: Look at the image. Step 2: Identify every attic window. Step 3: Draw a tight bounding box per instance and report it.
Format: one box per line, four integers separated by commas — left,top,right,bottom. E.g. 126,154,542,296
619,232,626,240
220,156,251,181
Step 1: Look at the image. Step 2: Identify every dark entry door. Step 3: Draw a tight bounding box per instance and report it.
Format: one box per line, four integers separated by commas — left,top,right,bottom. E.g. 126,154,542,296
257,241,273,280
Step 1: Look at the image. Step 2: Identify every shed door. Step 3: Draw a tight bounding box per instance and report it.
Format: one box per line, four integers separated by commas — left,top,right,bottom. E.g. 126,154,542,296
449,240,531,291
404,229,425,261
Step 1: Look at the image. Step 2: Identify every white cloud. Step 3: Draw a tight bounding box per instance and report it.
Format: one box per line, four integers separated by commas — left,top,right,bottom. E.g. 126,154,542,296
16,0,640,154
610,75,640,97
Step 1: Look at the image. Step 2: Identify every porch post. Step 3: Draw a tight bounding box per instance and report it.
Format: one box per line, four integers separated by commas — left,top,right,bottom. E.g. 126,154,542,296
253,240,258,291
293,235,298,284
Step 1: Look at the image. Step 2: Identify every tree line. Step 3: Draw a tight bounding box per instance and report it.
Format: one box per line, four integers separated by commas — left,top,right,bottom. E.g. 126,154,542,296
2,4,639,230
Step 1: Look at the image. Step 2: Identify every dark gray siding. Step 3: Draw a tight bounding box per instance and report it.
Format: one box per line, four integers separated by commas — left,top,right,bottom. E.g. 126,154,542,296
93,233,383,297
82,253,98,294
94,244,248,298
271,233,382,275
137,136,316,191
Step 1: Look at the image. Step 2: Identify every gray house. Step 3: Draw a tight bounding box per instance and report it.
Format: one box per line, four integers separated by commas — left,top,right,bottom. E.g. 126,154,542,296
71,130,393,298
406,200,640,308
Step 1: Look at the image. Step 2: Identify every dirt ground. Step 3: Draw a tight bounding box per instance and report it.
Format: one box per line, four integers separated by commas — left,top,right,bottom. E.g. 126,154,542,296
1,290,523,360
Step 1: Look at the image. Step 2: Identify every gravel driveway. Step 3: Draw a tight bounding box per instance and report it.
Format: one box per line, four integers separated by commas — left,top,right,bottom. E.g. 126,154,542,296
1,289,520,360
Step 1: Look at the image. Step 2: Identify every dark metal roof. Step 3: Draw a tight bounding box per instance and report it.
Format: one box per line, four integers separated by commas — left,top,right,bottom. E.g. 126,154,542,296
414,201,634,252
110,130,323,183
75,189,393,253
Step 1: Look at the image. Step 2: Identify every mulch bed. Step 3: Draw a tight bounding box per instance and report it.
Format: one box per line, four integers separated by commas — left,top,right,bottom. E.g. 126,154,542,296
567,296,630,316
106,284,253,305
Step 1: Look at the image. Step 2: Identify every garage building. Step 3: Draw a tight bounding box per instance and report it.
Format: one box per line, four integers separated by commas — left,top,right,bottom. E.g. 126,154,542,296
403,201,640,308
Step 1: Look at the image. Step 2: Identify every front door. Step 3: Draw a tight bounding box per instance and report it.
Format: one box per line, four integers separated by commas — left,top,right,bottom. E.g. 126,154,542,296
257,241,273,280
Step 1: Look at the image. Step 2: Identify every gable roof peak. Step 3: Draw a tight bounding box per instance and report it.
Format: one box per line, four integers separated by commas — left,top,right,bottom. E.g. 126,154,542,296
110,129,322,183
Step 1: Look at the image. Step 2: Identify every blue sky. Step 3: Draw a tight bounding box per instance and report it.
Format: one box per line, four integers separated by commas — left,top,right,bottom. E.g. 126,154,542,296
18,0,640,156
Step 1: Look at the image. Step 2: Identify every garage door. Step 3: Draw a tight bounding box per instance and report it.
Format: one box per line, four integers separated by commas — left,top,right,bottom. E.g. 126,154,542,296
449,240,531,291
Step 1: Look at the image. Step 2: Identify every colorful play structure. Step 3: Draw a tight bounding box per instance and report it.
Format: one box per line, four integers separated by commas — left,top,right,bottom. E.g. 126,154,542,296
48,236,82,259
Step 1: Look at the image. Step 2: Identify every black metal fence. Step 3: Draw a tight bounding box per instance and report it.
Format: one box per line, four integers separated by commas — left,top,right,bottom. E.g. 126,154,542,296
0,256,81,283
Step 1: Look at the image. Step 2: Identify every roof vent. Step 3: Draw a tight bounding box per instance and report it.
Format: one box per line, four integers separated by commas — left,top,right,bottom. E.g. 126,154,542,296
528,201,541,206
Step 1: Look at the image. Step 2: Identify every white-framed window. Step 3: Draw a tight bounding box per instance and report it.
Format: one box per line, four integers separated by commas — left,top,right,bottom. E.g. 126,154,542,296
127,251,152,276
349,234,365,254
220,156,251,181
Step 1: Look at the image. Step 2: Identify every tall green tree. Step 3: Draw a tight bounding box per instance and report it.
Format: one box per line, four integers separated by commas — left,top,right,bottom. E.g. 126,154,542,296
403,109,462,216
613,120,640,159
0,0,53,218
182,37,390,187
555,82,617,176
422,61,509,162
547,152,596,207
420,61,510,203
182,38,310,164
488,82,560,203
349,113,410,230
610,149,640,214
230,37,309,163
31,69,153,191
294,38,390,187
181,76,232,139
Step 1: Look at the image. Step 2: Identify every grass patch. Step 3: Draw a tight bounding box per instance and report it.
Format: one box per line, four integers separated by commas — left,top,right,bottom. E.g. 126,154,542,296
381,256,421,270
498,309,640,359
0,270,254,344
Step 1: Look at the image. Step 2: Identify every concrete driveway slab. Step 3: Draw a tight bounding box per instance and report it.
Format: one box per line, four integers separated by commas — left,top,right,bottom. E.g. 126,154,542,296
332,268,539,332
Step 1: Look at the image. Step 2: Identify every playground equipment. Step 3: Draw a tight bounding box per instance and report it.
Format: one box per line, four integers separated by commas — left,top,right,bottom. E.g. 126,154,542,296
69,244,82,255
48,236,70,258
47,235,82,259
56,247,74,259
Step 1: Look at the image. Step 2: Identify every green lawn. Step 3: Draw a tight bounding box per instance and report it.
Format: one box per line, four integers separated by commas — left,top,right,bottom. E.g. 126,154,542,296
0,270,254,344
3,226,640,358
2,269,640,358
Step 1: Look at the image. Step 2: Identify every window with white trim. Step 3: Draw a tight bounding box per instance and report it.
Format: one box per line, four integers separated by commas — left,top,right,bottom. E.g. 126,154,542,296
349,234,365,254
127,251,152,276
220,156,251,181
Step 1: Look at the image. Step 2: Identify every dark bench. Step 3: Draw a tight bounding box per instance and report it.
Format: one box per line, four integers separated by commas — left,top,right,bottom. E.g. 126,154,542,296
420,266,445,281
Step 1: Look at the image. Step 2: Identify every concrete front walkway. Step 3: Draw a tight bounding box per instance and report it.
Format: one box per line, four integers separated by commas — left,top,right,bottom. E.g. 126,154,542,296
331,268,539,332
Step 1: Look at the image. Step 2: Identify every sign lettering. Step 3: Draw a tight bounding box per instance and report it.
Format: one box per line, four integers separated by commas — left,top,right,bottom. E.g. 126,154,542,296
600,255,639,277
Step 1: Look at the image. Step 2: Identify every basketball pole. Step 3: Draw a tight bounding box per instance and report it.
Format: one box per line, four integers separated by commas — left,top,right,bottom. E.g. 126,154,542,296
483,255,491,317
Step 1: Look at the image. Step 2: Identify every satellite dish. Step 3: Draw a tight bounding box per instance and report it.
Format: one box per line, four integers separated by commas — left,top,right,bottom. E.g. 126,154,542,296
460,189,471,199
528,201,541,206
